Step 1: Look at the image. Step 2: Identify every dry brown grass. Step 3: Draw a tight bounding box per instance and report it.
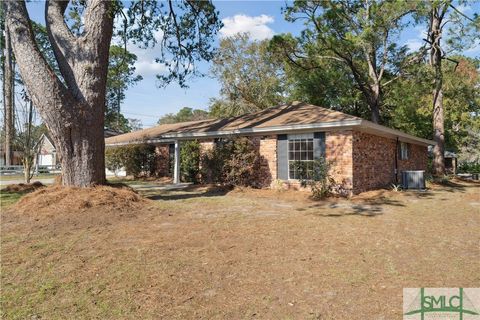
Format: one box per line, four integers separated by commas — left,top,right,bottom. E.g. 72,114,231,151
1,180,479,319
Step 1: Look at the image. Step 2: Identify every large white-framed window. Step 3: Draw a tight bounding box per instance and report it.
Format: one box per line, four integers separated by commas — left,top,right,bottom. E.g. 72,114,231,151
288,133,314,180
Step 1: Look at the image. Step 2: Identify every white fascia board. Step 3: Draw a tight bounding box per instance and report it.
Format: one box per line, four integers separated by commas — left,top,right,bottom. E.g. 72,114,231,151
359,120,436,146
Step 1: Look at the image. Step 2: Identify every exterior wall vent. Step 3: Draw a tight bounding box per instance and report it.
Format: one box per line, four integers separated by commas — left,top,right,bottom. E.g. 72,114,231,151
402,170,426,190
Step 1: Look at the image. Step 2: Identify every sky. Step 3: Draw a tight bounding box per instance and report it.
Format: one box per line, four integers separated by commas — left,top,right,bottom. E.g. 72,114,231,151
21,1,480,128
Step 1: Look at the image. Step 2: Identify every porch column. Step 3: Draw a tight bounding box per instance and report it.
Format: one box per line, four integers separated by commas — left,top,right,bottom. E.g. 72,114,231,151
174,140,180,184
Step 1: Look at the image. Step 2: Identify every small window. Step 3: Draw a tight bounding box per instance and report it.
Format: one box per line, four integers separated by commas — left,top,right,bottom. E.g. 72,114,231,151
400,142,409,160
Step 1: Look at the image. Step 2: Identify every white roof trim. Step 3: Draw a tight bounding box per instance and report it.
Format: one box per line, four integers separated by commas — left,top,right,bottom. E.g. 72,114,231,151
106,119,435,147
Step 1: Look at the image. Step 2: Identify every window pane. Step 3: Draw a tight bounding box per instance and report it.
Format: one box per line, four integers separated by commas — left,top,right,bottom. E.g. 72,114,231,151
294,141,301,151
300,140,307,152
300,151,307,160
307,150,313,160
307,140,313,151
289,151,294,160
295,151,300,160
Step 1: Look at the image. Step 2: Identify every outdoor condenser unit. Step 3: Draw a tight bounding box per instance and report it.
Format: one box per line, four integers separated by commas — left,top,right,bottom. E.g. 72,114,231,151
402,170,426,190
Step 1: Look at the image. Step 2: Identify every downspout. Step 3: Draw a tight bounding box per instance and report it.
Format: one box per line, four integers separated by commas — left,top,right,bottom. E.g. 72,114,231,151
394,137,399,184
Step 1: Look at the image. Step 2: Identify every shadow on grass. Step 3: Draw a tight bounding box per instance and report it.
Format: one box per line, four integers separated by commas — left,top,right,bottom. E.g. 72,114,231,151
146,186,231,201
299,196,405,218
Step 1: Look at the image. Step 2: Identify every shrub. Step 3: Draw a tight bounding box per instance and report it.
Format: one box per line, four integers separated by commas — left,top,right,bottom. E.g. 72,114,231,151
224,137,262,187
458,161,480,173
293,158,333,199
201,137,262,187
105,147,128,176
180,140,201,183
105,144,157,178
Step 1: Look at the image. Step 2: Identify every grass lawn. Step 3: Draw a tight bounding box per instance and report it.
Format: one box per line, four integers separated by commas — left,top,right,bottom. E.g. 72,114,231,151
0,174,58,182
1,180,479,319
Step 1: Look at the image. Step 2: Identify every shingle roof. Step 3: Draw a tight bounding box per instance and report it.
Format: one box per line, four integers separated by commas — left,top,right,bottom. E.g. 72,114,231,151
106,101,362,145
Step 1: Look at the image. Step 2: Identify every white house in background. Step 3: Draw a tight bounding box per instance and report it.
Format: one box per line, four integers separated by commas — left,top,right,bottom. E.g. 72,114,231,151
35,133,58,168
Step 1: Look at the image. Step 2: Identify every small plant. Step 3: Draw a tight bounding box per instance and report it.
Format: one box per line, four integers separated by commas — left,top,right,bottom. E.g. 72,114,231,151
391,183,403,192
272,179,285,192
293,158,333,199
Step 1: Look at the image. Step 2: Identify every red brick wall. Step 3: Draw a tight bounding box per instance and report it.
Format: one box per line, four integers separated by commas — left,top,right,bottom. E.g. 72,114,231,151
352,131,427,194
258,135,277,187
326,130,354,194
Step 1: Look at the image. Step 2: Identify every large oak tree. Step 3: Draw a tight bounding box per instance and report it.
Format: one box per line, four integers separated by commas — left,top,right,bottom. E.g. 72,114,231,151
5,0,221,186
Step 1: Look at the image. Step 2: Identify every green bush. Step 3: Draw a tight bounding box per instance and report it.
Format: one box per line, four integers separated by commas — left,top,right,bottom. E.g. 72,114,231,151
180,140,201,183
293,158,333,199
105,147,125,176
105,144,157,178
201,137,262,187
458,161,480,173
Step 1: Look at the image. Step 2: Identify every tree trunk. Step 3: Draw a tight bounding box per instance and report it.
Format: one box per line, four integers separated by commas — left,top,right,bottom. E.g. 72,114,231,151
5,0,113,186
4,24,14,166
430,5,447,176
369,85,381,124
24,100,34,183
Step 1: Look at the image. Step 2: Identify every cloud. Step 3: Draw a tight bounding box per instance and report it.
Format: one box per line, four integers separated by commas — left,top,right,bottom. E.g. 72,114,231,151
405,38,424,52
220,14,275,40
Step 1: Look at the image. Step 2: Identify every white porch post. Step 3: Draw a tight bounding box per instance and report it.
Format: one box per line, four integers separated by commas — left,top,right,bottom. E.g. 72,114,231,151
174,140,180,184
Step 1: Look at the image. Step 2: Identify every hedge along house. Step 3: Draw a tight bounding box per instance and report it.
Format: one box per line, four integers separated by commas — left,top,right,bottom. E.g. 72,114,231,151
105,102,434,195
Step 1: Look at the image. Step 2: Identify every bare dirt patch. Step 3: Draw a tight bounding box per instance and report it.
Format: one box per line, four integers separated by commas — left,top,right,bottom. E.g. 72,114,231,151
1,180,479,319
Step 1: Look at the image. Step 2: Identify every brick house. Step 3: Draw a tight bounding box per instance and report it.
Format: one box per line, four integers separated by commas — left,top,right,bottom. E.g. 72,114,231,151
105,102,433,195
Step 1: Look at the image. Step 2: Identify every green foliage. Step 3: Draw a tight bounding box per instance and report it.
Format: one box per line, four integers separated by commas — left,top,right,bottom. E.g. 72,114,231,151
386,56,480,152
210,33,286,117
105,144,157,178
180,140,201,183
458,162,480,174
105,45,143,132
293,158,333,199
121,1,223,87
201,137,262,187
272,0,416,122
158,107,209,125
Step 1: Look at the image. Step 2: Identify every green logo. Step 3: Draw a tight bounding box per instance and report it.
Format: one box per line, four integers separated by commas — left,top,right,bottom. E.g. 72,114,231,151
404,288,480,320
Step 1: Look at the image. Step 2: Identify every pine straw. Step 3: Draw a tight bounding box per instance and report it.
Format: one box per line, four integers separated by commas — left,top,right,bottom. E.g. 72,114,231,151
12,184,148,215
2,181,45,193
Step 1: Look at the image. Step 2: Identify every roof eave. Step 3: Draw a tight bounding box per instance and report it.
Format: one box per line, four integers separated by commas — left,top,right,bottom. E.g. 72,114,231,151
359,120,436,146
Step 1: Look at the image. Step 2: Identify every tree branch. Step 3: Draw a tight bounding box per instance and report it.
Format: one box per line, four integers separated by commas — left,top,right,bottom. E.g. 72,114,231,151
449,4,475,22
45,0,78,93
5,0,75,118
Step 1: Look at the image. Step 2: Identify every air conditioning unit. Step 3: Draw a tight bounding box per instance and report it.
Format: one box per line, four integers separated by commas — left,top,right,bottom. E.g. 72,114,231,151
402,170,426,190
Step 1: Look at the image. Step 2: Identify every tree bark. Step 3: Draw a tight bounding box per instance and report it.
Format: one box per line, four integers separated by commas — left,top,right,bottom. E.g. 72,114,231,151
4,24,14,166
429,5,448,176
5,0,113,186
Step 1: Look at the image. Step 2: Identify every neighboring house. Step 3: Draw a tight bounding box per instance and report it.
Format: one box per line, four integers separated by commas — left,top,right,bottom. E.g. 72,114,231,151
105,101,434,195
35,129,122,169
428,146,458,174
35,134,59,168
